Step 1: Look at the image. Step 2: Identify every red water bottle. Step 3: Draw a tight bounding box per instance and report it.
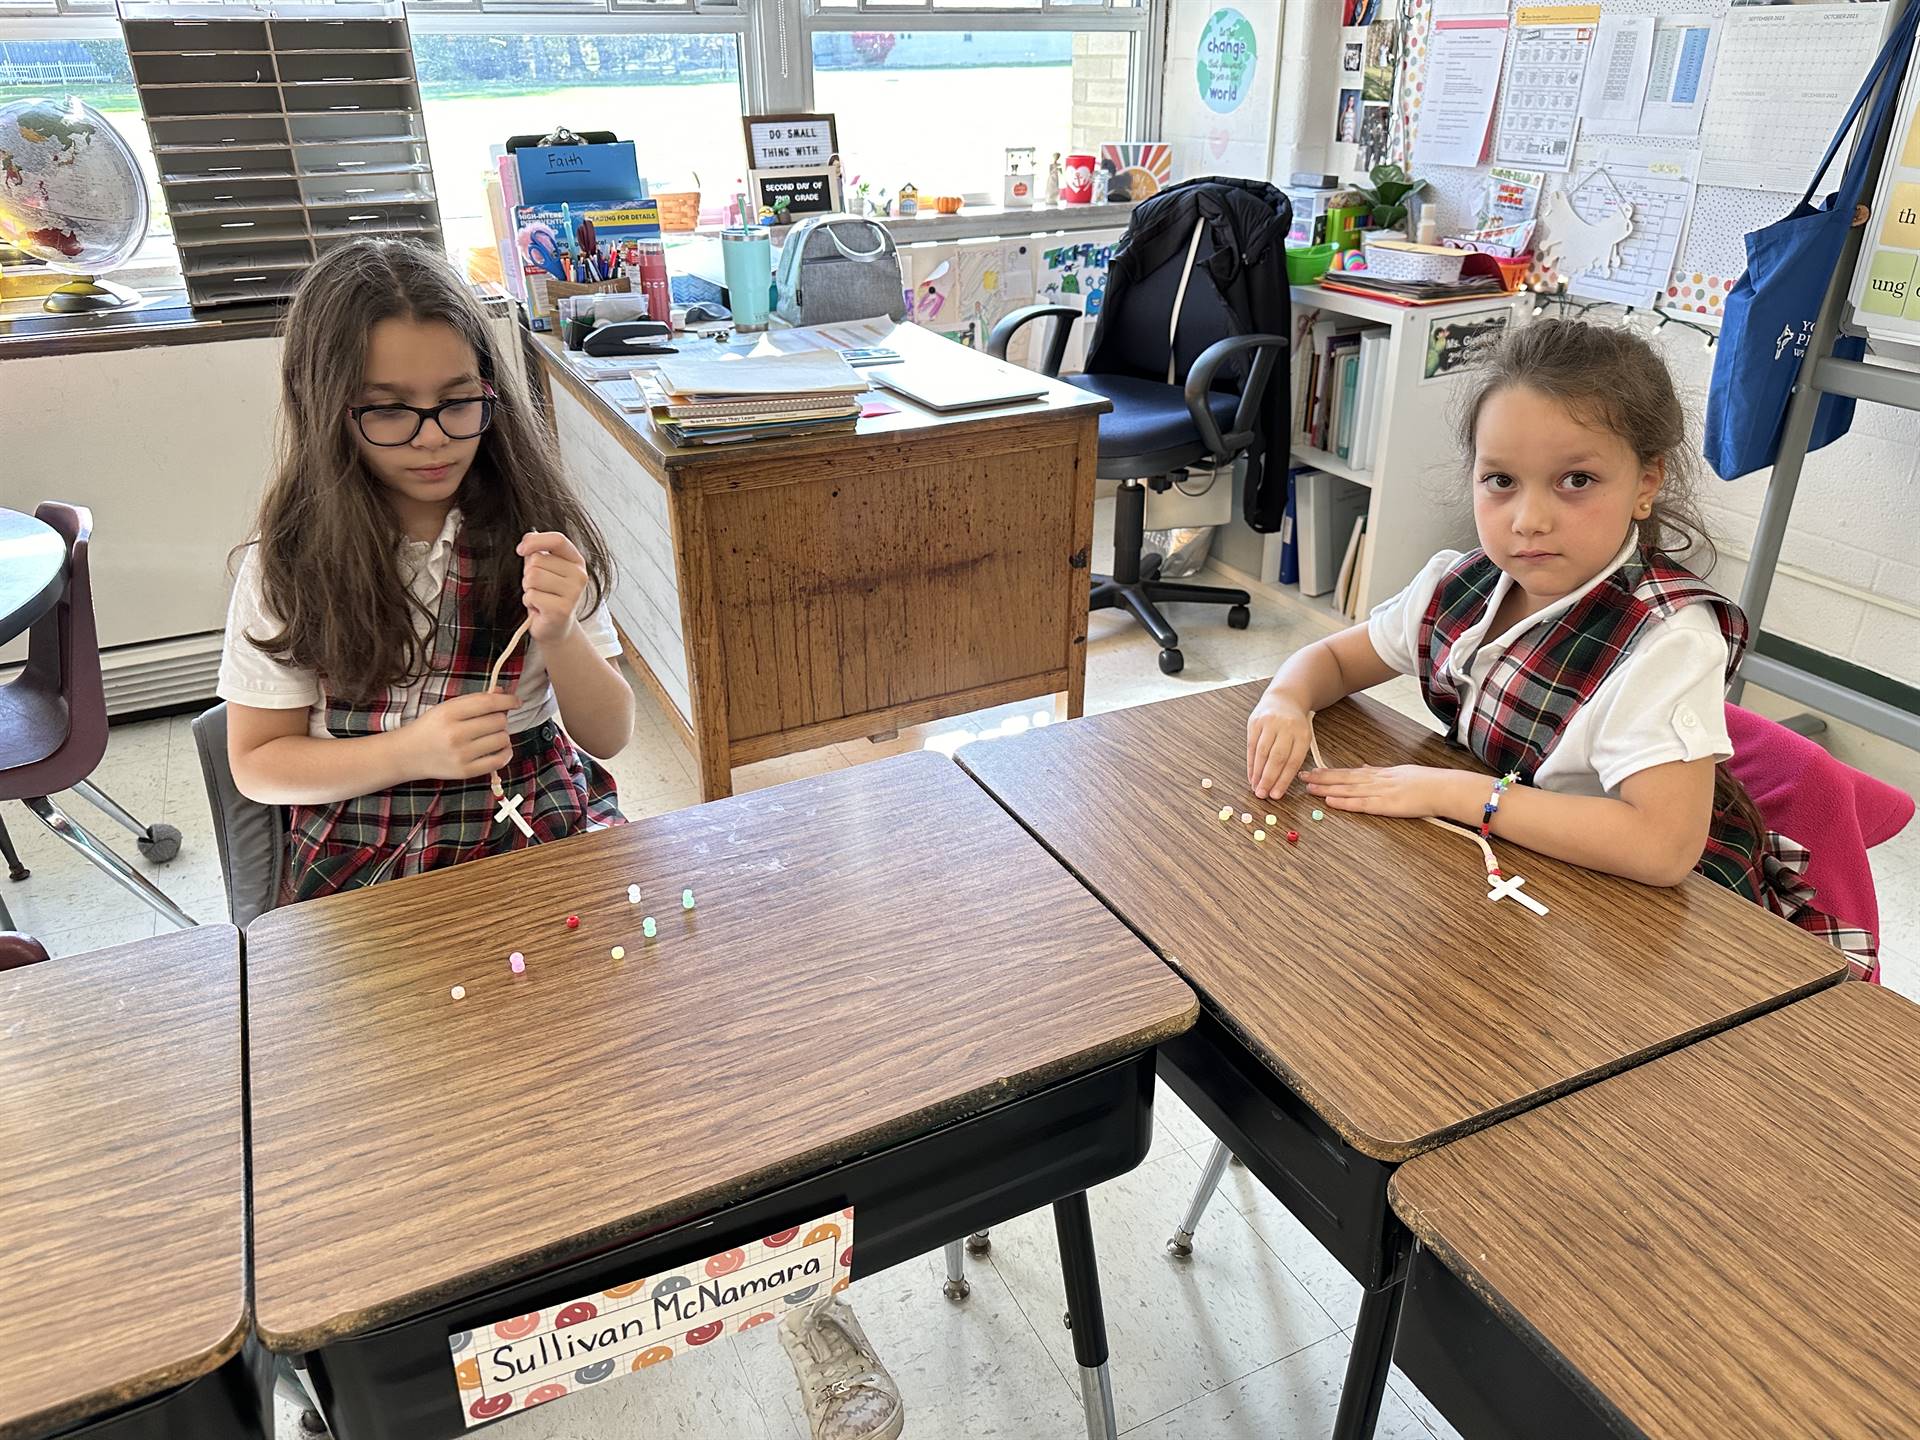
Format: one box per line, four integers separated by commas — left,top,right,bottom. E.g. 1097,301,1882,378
635,240,671,324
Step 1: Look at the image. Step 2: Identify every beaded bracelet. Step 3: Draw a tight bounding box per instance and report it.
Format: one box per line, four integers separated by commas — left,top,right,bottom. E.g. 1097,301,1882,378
1480,770,1519,841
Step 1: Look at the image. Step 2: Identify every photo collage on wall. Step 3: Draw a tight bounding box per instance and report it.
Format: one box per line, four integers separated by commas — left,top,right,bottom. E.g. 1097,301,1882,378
1338,0,1402,172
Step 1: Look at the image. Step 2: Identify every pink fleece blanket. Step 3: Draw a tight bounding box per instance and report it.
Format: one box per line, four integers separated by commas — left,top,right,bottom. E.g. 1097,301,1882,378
1724,704,1915,952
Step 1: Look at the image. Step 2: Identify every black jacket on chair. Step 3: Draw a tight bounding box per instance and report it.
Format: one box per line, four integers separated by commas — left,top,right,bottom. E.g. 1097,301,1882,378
1082,176,1294,532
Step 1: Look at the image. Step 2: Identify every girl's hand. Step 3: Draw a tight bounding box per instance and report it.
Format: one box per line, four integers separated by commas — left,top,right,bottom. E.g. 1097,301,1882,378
402,690,516,781
1304,764,1482,820
1247,689,1315,799
518,531,588,645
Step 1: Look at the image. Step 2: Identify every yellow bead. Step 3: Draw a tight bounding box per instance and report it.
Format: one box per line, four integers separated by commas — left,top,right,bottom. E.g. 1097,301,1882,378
611,946,625,960
1218,806,1233,821
1254,829,1266,842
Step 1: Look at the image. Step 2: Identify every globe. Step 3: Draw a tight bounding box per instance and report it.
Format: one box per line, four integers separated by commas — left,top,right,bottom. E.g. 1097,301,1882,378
0,96,149,312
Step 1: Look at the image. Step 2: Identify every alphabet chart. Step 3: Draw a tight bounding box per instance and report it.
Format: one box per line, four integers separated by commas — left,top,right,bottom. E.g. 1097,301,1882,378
1849,28,1920,344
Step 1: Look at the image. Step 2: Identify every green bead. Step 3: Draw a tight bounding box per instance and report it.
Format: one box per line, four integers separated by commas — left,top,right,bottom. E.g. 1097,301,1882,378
682,888,695,910
1310,809,1324,821
642,917,657,938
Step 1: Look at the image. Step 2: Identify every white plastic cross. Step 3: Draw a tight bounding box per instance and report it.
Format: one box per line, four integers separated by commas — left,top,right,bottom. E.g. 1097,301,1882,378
494,791,536,839
1487,872,1549,917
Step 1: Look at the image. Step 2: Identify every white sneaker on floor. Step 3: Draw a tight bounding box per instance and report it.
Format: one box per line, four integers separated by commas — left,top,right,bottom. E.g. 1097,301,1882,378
777,1293,906,1440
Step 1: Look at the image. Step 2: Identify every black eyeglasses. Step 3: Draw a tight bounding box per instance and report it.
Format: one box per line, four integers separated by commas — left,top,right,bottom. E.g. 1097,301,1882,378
349,385,496,446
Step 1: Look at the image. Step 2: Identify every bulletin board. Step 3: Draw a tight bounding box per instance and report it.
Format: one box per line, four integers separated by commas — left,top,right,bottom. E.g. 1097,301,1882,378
1391,0,1897,317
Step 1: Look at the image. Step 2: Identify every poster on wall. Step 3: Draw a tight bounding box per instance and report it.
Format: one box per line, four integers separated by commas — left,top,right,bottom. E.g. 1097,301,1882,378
1492,7,1601,174
1197,7,1258,115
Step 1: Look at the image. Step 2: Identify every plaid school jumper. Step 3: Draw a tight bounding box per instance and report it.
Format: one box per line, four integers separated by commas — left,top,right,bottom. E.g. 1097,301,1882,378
285,530,624,901
1416,548,1877,980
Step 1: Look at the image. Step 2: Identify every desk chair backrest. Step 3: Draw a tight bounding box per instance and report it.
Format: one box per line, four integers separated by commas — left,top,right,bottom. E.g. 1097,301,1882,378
0,502,109,798
1081,177,1294,529
191,703,287,929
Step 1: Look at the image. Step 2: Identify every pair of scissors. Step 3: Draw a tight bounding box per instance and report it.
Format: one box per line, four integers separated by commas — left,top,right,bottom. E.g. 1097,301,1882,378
520,223,566,281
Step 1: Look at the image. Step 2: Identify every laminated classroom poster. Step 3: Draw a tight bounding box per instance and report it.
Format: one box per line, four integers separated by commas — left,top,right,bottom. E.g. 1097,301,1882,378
1493,6,1601,174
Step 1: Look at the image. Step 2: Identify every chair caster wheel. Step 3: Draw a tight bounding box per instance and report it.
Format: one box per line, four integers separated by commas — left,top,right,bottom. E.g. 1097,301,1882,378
965,1231,991,1255
942,1277,971,1302
137,823,183,864
1158,648,1185,675
1166,1230,1195,1258
1227,604,1250,630
6,864,28,883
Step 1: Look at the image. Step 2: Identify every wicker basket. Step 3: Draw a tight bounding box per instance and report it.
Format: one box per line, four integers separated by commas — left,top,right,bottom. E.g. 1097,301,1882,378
1361,238,1466,283
655,191,701,233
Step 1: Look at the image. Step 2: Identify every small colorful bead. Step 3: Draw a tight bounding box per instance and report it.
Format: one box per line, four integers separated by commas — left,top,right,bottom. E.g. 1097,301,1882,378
643,916,657,938
627,884,641,904
450,985,466,1000
509,953,525,974
565,915,580,930
1254,829,1266,842
1200,777,1213,790
682,888,695,911
1240,812,1253,824
1218,805,1233,821
1265,814,1277,826
1285,829,1299,844
611,946,625,960
1310,809,1324,821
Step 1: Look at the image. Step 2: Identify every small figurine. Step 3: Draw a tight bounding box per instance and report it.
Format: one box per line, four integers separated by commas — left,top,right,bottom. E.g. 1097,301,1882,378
1046,153,1062,204
1092,164,1110,205
898,182,919,217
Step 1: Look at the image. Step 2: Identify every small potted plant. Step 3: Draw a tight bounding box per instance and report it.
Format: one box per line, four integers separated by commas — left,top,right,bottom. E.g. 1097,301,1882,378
851,173,872,216
1354,163,1426,240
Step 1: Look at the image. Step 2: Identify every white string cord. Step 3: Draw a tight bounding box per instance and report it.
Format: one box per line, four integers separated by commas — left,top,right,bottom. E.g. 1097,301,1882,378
1307,728,1501,876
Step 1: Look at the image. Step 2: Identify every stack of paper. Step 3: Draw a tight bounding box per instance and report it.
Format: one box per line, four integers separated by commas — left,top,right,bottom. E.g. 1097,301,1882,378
644,350,867,446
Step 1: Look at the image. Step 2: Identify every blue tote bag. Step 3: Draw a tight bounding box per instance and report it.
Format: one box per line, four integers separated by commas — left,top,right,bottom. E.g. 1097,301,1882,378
1704,1,1920,481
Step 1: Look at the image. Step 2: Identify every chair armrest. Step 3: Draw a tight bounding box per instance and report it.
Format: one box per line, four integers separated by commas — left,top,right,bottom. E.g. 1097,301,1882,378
987,304,1083,376
1185,332,1288,460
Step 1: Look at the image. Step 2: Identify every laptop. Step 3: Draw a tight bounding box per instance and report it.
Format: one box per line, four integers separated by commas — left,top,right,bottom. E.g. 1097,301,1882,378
869,357,1049,412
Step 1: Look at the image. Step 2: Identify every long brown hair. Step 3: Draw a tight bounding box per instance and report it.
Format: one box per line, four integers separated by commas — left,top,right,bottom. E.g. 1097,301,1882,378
1460,319,1764,840
244,239,614,701
1458,318,1715,570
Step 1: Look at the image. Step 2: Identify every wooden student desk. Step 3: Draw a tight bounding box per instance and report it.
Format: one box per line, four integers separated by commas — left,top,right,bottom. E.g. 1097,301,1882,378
957,684,1850,1440
0,927,265,1440
537,323,1108,801
246,751,1194,1439
1389,982,1920,1440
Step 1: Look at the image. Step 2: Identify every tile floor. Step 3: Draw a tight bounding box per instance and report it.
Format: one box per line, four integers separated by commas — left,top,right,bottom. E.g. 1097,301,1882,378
8,499,1917,1439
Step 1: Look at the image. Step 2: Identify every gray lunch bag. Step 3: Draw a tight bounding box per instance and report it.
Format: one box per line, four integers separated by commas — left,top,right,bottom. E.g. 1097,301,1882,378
773,215,907,327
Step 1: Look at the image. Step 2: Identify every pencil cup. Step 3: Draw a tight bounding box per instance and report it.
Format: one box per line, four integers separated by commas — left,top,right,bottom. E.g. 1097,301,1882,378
721,226,774,331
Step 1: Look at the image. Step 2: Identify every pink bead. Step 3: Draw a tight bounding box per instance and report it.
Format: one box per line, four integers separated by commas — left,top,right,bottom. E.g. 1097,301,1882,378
509,953,525,974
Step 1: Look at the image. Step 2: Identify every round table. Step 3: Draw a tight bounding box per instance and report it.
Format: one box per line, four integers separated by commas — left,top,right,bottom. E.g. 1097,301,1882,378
0,510,66,648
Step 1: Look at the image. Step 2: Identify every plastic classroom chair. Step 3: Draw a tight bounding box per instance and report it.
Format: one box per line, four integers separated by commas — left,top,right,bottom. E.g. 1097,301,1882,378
0,502,192,930
190,703,287,929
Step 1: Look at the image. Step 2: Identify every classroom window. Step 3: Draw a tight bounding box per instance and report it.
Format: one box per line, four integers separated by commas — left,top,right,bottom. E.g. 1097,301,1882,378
411,30,748,256
809,27,1136,199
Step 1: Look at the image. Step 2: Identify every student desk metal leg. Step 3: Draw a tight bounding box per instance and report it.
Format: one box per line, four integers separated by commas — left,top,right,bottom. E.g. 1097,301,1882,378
292,1054,1152,1440
1389,1243,1618,1440
1158,1007,1409,1440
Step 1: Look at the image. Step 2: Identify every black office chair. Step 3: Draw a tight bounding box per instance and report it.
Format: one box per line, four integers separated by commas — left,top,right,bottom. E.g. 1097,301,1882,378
991,179,1291,675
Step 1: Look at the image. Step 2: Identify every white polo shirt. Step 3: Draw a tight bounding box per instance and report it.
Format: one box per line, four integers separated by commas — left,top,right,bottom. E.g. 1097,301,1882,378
218,507,622,739
1366,535,1734,798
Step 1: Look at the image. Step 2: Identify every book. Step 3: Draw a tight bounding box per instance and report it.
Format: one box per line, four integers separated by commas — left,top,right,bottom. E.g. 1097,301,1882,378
1348,520,1372,619
1349,329,1390,472
655,348,865,399
1319,332,1362,450
1295,471,1369,598
1334,511,1366,616
1336,351,1360,460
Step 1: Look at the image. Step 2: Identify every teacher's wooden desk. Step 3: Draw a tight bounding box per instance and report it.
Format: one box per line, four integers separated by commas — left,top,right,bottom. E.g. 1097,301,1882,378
536,323,1107,802
247,751,1194,1440
958,685,1849,1440
1390,981,1920,1440
0,927,265,1440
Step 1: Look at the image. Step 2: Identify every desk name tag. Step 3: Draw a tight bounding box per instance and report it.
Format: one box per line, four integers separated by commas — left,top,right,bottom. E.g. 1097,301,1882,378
450,1208,855,1426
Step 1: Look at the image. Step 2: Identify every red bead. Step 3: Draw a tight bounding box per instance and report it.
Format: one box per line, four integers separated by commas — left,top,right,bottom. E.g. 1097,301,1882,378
1285,829,1299,844
565,915,580,930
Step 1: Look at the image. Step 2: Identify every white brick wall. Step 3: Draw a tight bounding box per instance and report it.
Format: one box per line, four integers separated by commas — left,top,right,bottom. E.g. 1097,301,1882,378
1649,327,1920,688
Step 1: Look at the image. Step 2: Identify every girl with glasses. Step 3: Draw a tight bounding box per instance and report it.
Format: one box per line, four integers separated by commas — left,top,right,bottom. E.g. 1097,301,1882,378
218,239,632,900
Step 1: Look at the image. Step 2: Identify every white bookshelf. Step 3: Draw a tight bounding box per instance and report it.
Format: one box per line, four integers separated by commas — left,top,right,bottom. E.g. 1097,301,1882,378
1214,284,1526,617
121,1,442,311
